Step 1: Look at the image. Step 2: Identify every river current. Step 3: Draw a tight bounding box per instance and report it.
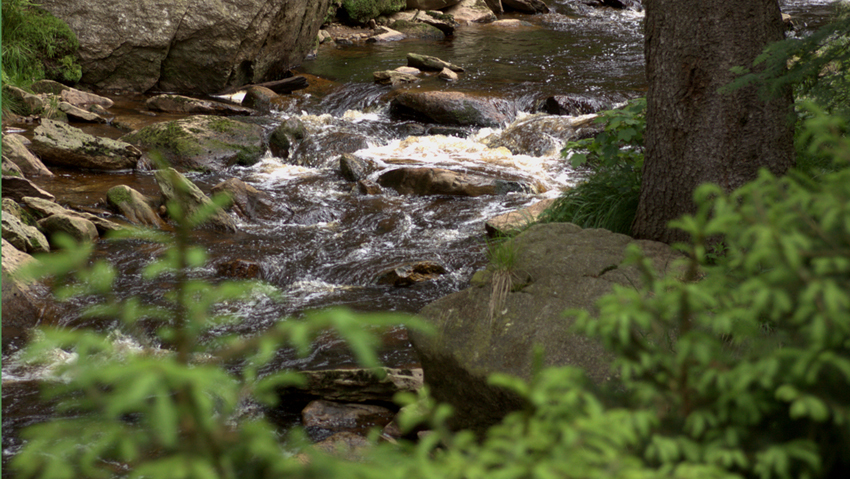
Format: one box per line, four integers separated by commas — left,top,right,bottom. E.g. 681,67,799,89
1,0,837,473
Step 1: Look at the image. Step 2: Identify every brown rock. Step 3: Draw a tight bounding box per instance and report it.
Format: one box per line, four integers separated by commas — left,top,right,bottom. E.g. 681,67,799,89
302,400,395,435
1,134,54,177
210,178,276,221
1,177,55,203
485,199,556,237
37,213,100,245
375,261,447,287
215,259,261,279
378,167,533,196
146,94,255,116
106,185,165,228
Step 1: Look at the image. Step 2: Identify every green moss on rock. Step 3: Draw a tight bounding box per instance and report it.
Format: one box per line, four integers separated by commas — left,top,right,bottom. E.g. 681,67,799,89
342,0,405,24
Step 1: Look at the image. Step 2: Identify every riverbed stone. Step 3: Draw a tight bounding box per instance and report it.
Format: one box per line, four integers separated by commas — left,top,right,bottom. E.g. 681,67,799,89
2,85,44,116
367,26,407,42
378,167,533,196
376,262,447,287
406,0,462,8
30,119,141,171
390,90,515,127
2,239,51,350
121,115,265,172
445,0,496,24
106,185,165,228
146,94,254,116
438,67,459,82
37,213,100,245
502,0,549,13
2,213,50,254
1,178,55,203
387,21,443,40
373,70,420,86
406,53,464,72
541,94,612,116
37,0,333,94
1,135,54,177
2,158,24,178
210,178,276,221
291,131,370,169
302,400,396,437
409,223,683,433
339,153,379,182
154,168,238,232
215,259,262,279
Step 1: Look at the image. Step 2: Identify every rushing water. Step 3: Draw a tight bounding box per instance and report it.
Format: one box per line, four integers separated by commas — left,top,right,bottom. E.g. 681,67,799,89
1,0,838,473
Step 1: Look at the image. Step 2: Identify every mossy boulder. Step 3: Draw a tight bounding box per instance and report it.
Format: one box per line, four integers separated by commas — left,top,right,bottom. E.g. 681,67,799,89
106,185,165,228
342,0,406,24
389,20,445,39
121,115,265,172
154,168,238,232
30,119,141,171
410,223,682,433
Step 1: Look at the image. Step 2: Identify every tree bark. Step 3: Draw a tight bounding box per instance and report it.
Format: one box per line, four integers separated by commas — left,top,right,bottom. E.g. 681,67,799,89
632,0,795,244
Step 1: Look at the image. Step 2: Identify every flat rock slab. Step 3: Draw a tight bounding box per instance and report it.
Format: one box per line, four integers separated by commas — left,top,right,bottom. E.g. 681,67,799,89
146,94,254,116
378,167,533,196
485,198,556,237
30,119,140,171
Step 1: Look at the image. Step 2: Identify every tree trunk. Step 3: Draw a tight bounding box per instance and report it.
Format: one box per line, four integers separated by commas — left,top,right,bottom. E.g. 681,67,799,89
632,0,795,244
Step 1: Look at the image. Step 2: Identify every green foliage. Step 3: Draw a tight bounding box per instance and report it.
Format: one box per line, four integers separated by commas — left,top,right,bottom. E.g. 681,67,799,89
341,0,405,24
1,0,82,89
541,98,645,234
12,167,429,479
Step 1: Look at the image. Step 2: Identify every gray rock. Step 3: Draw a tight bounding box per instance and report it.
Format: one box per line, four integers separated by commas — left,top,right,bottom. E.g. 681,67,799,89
2,157,24,178
122,115,265,172
410,223,683,433
438,67,459,82
367,26,407,42
484,198,556,237
390,90,515,127
541,94,612,116
37,213,99,245
37,0,332,94
210,178,276,221
31,119,141,171
154,168,238,232
58,101,107,123
29,79,71,96
20,197,75,220
2,213,50,254
241,86,278,113
339,153,378,182
1,177,55,203
59,87,114,108
2,239,52,347
302,400,395,436
378,167,533,196
2,134,54,177
145,94,254,116
388,20,444,40
291,131,370,169
106,185,165,228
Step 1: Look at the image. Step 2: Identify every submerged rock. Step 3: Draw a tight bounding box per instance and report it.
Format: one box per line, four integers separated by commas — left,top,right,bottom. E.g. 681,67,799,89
373,70,420,86
483,114,585,156
375,261,448,286
31,119,141,171
541,94,613,116
302,400,395,439
406,53,464,72
210,178,277,221
410,223,683,433
122,115,265,172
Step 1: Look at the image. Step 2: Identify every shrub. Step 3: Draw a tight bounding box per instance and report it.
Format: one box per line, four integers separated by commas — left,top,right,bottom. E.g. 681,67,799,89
541,98,645,234
1,0,82,89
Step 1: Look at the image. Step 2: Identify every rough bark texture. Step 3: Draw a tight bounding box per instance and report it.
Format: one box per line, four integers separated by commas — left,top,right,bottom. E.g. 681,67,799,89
632,0,794,244
37,0,331,94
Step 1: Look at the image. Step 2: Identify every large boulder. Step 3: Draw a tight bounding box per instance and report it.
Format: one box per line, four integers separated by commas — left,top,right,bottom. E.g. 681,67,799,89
1,178,55,203
154,168,238,232
409,223,682,433
30,119,141,171
1,239,52,350
37,0,332,94
37,214,100,245
390,91,516,127
210,178,276,221
1,134,54,177
121,115,265,172
20,196,123,237
378,167,534,196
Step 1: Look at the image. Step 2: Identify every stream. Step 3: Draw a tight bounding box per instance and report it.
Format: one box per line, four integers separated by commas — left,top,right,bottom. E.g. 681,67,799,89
1,0,837,474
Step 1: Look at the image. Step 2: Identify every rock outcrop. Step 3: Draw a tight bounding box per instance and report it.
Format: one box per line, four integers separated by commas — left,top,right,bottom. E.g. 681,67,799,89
1,135,54,177
121,115,265,172
145,94,255,116
409,223,683,433
37,0,332,94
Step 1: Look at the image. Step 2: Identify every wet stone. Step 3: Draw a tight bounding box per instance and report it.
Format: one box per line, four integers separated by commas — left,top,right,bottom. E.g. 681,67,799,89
375,261,448,287
215,259,262,279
